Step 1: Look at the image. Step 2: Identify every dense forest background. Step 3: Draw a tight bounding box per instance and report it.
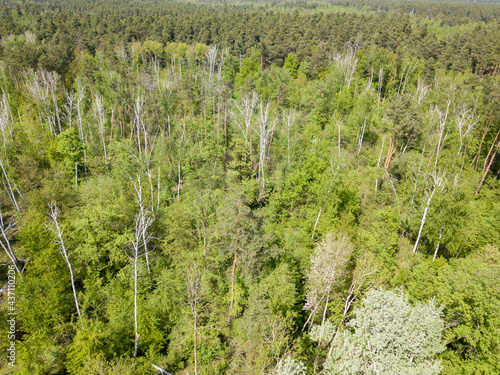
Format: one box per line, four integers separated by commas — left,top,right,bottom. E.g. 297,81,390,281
0,0,499,374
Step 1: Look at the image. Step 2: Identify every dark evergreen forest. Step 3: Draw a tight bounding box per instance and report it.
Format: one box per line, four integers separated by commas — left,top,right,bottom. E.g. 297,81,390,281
0,0,499,374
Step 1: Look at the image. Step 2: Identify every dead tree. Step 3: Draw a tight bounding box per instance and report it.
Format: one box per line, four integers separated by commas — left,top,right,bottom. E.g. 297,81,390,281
205,45,218,78
252,100,275,191
303,231,353,331
230,92,258,155
433,100,451,169
124,208,153,357
24,70,55,137
133,95,147,158
412,170,446,254
64,89,75,129
476,127,500,195
333,47,358,92
186,265,203,375
0,204,22,279
357,115,367,155
454,104,477,165
0,91,14,157
43,71,61,133
412,77,429,105
75,82,86,140
282,108,298,167
0,159,20,212
93,93,109,172
377,66,384,109
131,175,154,274
46,202,81,318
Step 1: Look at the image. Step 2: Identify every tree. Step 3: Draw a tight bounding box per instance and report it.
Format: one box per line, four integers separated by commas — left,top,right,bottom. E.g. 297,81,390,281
412,169,446,254
326,288,445,375
252,100,275,192
275,356,307,375
124,207,153,357
186,264,203,375
304,231,353,330
283,54,300,79
46,202,81,319
405,249,500,374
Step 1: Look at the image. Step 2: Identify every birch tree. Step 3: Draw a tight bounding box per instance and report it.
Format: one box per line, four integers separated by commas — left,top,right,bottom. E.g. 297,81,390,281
0,91,14,157
454,104,477,164
282,108,298,167
433,100,451,169
133,94,147,158
24,70,56,137
252,100,275,191
131,175,154,274
93,93,109,172
412,169,446,254
186,264,203,375
0,204,22,279
333,46,358,92
230,92,257,155
46,202,81,318
124,207,153,357
303,231,354,330
0,159,20,212
412,77,429,105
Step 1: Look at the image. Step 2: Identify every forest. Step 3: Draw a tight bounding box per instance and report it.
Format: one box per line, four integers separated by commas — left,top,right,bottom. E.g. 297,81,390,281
0,0,499,374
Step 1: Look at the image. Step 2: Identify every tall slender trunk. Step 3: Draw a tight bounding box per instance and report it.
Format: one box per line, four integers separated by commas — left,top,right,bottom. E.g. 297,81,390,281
229,248,238,318
47,203,81,318
193,302,198,375
133,253,139,357
432,228,443,262
413,188,436,254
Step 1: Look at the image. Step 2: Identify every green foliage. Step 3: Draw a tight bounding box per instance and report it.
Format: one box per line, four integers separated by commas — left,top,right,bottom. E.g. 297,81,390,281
284,54,300,79
50,127,84,173
0,2,499,373
236,48,261,88
404,250,500,374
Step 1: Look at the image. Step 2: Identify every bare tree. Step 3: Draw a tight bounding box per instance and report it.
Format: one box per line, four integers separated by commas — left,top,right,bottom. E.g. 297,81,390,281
44,71,61,133
0,204,22,279
377,66,384,109
357,115,367,155
133,95,150,159
303,231,354,330
0,91,14,157
230,93,258,155
124,208,154,357
342,252,380,318
454,104,477,164
412,77,429,105
433,100,451,169
75,82,86,140
412,170,446,254
64,89,76,129
46,202,81,318
252,100,275,191
282,108,298,167
205,45,218,78
186,264,203,375
24,70,55,137
93,93,109,172
131,175,154,274
0,159,20,212
397,59,418,94
476,127,500,194
333,46,358,92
